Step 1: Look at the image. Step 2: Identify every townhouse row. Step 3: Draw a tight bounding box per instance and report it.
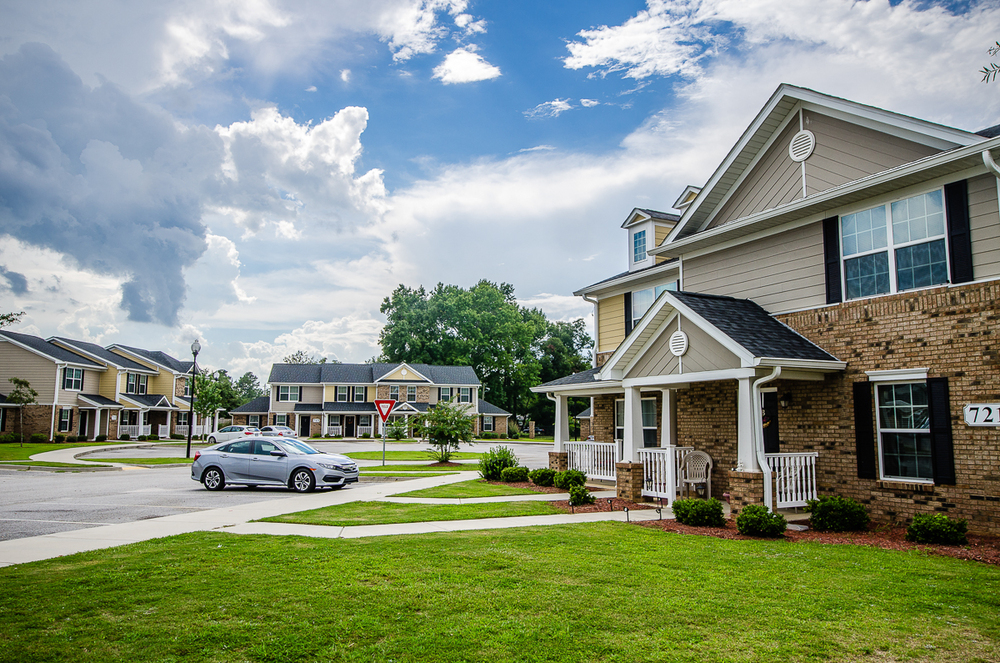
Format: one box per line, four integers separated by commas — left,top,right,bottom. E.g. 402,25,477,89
0,331,208,440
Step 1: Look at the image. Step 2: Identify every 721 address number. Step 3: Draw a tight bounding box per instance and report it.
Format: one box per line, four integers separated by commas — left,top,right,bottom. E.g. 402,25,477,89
964,404,1000,426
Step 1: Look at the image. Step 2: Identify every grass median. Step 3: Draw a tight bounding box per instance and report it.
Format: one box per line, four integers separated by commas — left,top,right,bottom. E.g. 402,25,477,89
360,463,477,473
0,442,121,462
347,450,484,461
261,500,564,526
397,479,544,498
2,523,998,662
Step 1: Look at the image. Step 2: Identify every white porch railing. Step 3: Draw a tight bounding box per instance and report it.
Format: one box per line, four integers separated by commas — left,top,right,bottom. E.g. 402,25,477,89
765,452,819,508
119,425,151,438
566,441,620,481
327,425,343,437
357,426,373,437
158,425,169,438
639,446,694,504
175,425,205,437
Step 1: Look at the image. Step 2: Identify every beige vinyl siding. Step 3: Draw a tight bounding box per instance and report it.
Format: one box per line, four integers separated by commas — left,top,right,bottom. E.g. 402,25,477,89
323,385,337,402
56,368,102,405
0,343,57,402
708,121,802,230
684,222,827,313
148,373,173,398
654,225,672,263
301,386,323,404
627,317,740,378
803,111,939,195
598,295,626,353
111,350,157,371
969,174,1000,280
99,371,118,400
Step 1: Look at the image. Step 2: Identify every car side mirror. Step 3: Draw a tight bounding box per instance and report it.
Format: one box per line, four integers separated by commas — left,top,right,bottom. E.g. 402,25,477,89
270,450,287,457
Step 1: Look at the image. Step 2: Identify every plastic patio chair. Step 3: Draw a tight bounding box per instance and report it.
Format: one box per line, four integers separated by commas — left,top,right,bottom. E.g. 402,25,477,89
681,450,713,499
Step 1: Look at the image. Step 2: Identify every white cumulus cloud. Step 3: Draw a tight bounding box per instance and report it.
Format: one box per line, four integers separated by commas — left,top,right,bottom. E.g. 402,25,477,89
524,98,573,118
432,45,501,83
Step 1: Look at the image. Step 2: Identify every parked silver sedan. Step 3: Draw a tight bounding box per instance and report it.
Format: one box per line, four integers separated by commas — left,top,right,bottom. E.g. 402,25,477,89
191,437,359,492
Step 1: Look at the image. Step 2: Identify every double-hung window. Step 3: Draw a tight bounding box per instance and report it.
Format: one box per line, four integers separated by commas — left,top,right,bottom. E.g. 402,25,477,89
407,386,417,403
336,386,348,402
876,382,932,482
278,385,300,402
58,409,72,432
125,373,147,395
439,387,452,402
354,386,366,403
178,412,189,426
389,385,399,401
632,230,647,264
459,387,472,403
615,398,658,445
841,190,948,300
63,368,83,391
328,414,341,427
483,416,494,432
631,282,678,327
248,415,259,427
275,414,287,426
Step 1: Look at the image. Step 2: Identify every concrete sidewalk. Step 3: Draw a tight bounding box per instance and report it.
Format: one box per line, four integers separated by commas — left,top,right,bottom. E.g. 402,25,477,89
0,473,664,568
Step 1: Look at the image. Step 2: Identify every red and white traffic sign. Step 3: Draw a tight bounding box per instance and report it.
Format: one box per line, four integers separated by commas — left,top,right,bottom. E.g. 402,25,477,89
374,399,396,423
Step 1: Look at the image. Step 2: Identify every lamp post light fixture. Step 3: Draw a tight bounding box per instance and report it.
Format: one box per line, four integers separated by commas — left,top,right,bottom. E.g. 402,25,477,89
185,340,201,459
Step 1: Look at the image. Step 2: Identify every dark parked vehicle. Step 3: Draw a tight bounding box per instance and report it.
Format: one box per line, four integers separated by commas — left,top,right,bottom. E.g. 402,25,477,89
191,437,359,492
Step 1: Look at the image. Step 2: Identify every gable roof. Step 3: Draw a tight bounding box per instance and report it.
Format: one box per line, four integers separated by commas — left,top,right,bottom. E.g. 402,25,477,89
0,330,103,368
112,345,193,374
268,362,480,386
51,337,155,373
664,84,985,246
119,393,176,409
231,396,270,414
621,207,680,229
478,399,510,416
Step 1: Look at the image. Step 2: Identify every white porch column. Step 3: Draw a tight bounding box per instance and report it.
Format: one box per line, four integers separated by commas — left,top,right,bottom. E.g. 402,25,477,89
622,386,642,462
214,410,220,434
659,388,676,448
553,394,569,453
737,377,760,471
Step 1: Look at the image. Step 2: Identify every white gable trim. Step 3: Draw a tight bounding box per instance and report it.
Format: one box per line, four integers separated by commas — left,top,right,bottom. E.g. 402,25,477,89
374,362,431,383
0,335,102,370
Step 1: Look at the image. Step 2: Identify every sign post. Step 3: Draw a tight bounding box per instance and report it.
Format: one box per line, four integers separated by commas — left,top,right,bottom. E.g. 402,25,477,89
375,400,396,466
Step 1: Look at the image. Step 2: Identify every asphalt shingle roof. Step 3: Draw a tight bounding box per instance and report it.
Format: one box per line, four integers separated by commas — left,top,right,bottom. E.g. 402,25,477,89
119,393,176,408
478,400,510,416
51,337,152,372
231,396,270,413
114,345,192,373
268,362,480,385
575,407,592,418
536,366,602,389
0,330,103,367
78,394,121,407
671,291,838,362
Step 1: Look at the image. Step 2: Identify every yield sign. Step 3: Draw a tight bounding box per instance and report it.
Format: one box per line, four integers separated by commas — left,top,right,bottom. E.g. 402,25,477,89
374,400,396,423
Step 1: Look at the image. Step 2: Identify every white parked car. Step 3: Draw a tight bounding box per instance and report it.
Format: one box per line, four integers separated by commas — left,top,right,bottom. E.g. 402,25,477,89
260,425,296,437
207,425,260,444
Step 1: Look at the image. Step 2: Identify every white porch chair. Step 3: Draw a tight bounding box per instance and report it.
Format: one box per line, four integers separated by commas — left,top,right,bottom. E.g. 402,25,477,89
681,450,713,499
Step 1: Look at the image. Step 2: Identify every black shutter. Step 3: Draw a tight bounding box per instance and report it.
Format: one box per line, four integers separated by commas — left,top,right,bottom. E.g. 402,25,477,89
944,180,973,284
822,216,843,304
927,377,956,485
437,387,441,401
624,292,633,336
852,381,877,479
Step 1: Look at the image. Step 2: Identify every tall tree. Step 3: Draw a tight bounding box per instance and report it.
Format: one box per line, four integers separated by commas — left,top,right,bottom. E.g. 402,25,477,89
192,372,224,436
283,351,331,364
982,40,1000,82
7,377,38,446
234,371,266,404
525,319,594,432
0,311,24,328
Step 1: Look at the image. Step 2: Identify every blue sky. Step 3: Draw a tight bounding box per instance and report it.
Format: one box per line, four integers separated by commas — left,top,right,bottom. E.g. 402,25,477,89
1,0,998,383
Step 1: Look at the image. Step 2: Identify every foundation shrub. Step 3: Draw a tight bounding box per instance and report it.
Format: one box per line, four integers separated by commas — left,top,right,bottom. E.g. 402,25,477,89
736,504,787,538
386,421,408,441
480,432,497,440
807,496,870,532
95,435,108,442
0,433,17,443
569,485,595,506
553,469,586,490
672,498,726,527
478,446,519,481
53,434,66,443
360,433,371,439
148,434,159,441
137,435,148,441
30,433,47,443
529,468,556,487
65,435,78,443
500,466,529,483
119,434,131,441
169,434,184,440
906,513,968,545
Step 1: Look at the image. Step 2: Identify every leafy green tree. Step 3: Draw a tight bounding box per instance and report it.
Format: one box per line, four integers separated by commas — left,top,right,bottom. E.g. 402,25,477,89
205,369,240,413
192,372,224,438
7,377,38,446
414,399,475,463
525,319,594,432
0,311,24,328
234,371,267,404
982,40,1000,82
283,350,337,364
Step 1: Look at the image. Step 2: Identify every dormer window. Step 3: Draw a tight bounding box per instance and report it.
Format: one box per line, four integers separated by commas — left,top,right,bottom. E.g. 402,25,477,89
633,230,647,264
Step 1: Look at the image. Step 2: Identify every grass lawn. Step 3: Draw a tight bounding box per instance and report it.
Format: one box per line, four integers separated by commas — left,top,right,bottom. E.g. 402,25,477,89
360,463,477,473
1,524,998,662
105,457,194,465
262,500,565,526
398,479,544,499
0,442,121,462
0,461,111,468
347,450,483,461
363,472,457,478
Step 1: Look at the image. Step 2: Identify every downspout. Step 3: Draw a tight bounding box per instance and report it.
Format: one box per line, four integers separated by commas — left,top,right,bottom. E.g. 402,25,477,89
751,366,782,512
984,149,1000,179
582,294,599,367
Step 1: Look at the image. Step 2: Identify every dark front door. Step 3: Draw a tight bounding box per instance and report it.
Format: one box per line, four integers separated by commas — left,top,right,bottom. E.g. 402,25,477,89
78,411,90,439
300,415,311,438
762,392,780,454
345,416,356,438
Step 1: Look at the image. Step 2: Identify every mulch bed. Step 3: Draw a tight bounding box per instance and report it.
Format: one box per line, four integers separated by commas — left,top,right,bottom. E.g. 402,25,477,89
489,481,1000,566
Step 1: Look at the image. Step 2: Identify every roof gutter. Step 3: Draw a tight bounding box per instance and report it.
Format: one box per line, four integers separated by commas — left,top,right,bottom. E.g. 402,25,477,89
752,367,782,512
984,149,1000,179
582,294,599,366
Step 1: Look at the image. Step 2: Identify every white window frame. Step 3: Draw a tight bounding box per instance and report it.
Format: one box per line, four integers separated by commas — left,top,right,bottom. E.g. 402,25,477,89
389,385,399,401
483,416,494,432
126,373,137,394
278,385,300,402
178,411,189,426
336,386,349,402
632,229,647,265
359,414,372,426
63,368,83,391
58,409,72,432
407,385,417,403
354,386,366,403
275,414,288,427
867,369,933,484
840,188,950,301
327,414,341,426
248,415,259,427
614,397,658,445
439,387,452,402
459,387,472,403
137,374,147,395
631,282,678,326
183,379,191,397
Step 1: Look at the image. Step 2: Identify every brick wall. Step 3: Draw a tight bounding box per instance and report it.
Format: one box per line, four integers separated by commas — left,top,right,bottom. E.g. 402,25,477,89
10,404,54,439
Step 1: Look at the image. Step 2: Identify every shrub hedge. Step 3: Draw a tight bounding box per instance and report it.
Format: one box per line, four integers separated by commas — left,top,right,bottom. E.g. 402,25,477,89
478,446,520,481
553,469,586,490
906,513,968,545
568,485,595,506
500,466,529,482
528,467,556,487
672,498,726,527
807,495,870,532
736,504,787,537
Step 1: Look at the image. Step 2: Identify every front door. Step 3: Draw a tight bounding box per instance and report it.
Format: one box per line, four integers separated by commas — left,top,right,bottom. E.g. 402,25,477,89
300,415,311,438
78,411,89,440
762,392,780,454
345,416,356,438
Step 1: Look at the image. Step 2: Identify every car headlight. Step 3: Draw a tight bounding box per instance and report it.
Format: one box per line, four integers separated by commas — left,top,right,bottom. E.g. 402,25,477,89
317,462,357,471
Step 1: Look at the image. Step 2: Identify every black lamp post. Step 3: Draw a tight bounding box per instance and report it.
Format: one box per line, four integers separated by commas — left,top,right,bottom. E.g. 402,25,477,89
185,340,201,459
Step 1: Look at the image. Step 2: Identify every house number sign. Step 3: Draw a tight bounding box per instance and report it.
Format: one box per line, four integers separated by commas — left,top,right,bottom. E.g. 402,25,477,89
964,404,1000,426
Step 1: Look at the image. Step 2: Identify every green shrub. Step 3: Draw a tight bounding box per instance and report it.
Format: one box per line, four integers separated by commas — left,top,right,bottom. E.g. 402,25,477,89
53,434,66,443
500,466,529,482
0,433,17,443
148,434,159,441
906,513,968,545
169,433,184,440
529,467,556,487
137,435,148,441
95,434,108,442
569,485,595,506
807,495,870,532
65,435,78,443
30,433,47,443
386,421,408,441
360,433,371,439
672,498,726,527
119,433,131,441
480,431,497,440
736,504,787,537
553,469,587,490
478,446,520,481
508,429,519,439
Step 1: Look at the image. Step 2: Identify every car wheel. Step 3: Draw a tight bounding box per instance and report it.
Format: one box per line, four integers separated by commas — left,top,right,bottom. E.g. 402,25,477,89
208,436,217,444
290,468,315,493
202,467,225,491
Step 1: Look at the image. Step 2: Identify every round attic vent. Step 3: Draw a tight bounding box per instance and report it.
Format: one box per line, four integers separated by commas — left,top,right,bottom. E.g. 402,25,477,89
401,369,408,376
669,330,689,357
789,130,816,162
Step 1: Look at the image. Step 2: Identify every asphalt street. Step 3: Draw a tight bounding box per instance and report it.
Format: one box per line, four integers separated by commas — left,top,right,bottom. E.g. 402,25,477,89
0,440,553,542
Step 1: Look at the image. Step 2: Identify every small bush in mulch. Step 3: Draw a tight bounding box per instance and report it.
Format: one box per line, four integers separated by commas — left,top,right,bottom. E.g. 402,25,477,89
553,469,586,490
529,468,556,487
53,435,66,443
500,466,529,483
479,446,519,481
907,513,968,546
30,433,47,443
672,498,726,528
568,485,595,506
807,495,870,532
95,434,108,442
736,504,787,538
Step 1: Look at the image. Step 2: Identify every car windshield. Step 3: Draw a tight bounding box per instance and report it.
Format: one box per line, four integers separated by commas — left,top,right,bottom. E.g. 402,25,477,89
280,439,321,455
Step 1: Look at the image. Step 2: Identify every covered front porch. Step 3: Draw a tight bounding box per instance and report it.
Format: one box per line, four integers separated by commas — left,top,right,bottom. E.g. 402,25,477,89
535,290,845,512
